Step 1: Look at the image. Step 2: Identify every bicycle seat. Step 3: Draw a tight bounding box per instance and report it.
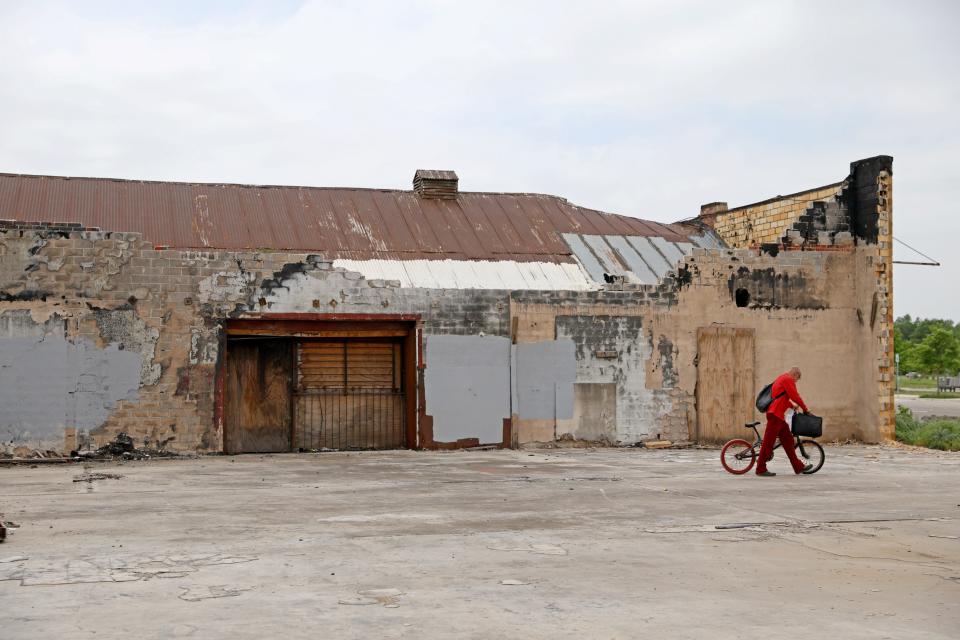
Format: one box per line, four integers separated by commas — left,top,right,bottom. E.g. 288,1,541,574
745,421,761,428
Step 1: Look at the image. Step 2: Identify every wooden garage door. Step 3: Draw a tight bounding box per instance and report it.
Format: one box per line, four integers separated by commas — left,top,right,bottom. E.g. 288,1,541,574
294,340,405,450
696,327,756,443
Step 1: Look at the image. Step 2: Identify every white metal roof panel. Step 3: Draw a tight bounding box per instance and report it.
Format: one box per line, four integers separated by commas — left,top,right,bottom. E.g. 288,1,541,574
604,235,659,284
332,258,598,291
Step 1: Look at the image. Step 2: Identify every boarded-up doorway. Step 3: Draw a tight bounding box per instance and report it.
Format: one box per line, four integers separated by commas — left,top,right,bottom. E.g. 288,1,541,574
696,327,756,443
224,339,293,454
293,339,405,450
221,317,418,453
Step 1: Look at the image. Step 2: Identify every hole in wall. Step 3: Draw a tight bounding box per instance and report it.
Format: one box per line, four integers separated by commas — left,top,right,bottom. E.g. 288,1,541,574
735,288,751,308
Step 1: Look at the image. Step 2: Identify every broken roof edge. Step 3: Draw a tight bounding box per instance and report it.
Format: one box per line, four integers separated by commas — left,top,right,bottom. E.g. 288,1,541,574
722,180,846,215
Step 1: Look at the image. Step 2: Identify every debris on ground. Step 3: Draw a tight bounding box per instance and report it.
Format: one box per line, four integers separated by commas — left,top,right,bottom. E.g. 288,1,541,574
1,432,182,464
77,432,180,460
72,472,124,483
1,519,20,543
643,440,673,449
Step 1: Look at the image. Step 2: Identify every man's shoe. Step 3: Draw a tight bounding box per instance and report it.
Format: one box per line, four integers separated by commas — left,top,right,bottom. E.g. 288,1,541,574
757,471,776,477
800,464,813,474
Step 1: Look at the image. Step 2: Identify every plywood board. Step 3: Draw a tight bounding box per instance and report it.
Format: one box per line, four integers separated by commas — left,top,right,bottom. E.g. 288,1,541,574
696,327,756,443
224,339,293,453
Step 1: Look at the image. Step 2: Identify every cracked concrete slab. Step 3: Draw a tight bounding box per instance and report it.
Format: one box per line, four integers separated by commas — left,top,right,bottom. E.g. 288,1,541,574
0,446,957,639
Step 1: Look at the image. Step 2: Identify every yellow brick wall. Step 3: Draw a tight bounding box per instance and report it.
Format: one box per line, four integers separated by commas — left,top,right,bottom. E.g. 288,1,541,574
875,170,895,439
712,185,843,248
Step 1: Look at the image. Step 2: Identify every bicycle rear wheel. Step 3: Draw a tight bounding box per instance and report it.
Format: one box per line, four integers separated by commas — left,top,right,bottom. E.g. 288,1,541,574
796,439,824,474
720,439,756,475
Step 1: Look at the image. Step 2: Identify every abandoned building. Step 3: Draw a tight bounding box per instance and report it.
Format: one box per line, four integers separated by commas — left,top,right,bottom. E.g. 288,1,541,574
0,156,894,454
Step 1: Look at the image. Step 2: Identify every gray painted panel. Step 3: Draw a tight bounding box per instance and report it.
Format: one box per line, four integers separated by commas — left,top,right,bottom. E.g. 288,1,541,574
625,236,671,277
424,335,510,444
581,235,628,277
675,242,695,256
513,339,576,420
604,235,658,284
0,311,142,446
561,233,606,283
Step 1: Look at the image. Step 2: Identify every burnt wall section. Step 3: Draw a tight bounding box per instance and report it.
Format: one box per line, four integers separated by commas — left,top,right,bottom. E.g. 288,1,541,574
727,266,828,310
848,156,893,244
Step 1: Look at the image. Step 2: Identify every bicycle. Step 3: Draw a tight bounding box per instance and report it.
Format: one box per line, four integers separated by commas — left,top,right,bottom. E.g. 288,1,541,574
720,420,824,475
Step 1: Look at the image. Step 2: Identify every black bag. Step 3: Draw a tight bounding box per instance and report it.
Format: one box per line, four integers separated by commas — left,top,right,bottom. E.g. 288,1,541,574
755,383,786,412
792,412,823,438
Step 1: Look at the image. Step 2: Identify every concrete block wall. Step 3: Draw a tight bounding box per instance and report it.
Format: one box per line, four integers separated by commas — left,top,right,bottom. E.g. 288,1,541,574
0,223,515,452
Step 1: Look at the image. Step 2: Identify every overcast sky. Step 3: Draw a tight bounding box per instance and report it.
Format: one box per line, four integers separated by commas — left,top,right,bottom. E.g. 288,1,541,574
1,1,957,319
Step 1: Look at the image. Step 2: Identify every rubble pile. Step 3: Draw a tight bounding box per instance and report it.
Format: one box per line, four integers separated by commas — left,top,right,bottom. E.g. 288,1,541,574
77,432,180,460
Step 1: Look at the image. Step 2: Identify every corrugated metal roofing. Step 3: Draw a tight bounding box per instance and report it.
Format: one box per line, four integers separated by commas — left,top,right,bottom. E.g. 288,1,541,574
0,173,696,263
561,232,713,285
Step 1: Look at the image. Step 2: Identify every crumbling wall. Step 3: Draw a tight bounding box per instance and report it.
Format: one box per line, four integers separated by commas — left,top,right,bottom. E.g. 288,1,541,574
0,310,142,449
0,221,514,452
511,243,876,445
555,315,673,444
848,157,895,438
700,157,894,441
0,156,893,452
710,184,844,248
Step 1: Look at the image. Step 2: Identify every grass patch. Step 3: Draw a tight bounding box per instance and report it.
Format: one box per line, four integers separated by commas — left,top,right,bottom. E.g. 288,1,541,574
918,392,960,399
897,375,938,390
896,407,960,451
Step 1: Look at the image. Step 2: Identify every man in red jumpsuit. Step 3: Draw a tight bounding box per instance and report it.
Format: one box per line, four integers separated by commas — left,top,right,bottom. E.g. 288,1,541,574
757,367,814,477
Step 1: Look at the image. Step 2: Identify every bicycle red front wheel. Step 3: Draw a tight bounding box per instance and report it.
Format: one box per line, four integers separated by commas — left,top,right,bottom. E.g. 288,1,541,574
721,439,757,475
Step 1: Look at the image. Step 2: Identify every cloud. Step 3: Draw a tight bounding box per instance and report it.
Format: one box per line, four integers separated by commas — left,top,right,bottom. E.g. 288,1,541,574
0,0,958,318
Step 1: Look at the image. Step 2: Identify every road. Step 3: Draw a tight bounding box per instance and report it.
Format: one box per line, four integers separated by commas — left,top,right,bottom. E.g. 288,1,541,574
896,393,960,418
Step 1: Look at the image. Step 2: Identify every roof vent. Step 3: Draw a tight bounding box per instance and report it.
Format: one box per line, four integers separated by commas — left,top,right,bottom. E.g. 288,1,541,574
413,170,458,199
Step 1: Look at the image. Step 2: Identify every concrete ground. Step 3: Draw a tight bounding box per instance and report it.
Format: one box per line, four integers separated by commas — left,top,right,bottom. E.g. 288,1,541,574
897,393,960,418
1,446,958,640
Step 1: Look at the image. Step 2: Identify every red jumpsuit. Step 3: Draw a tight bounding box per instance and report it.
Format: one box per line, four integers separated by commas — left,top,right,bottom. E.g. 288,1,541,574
756,372,809,475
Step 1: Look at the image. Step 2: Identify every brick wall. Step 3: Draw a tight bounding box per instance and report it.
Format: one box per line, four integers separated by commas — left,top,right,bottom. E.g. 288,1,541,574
711,184,844,248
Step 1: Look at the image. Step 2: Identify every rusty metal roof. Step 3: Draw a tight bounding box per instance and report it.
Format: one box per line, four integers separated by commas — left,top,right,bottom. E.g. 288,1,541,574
0,173,695,262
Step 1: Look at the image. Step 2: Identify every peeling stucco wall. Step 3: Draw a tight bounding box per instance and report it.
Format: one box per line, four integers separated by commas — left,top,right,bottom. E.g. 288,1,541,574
0,310,142,448
556,315,673,444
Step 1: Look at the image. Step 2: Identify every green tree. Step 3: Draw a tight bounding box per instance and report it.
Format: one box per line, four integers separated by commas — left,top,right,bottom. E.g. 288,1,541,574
915,327,960,375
